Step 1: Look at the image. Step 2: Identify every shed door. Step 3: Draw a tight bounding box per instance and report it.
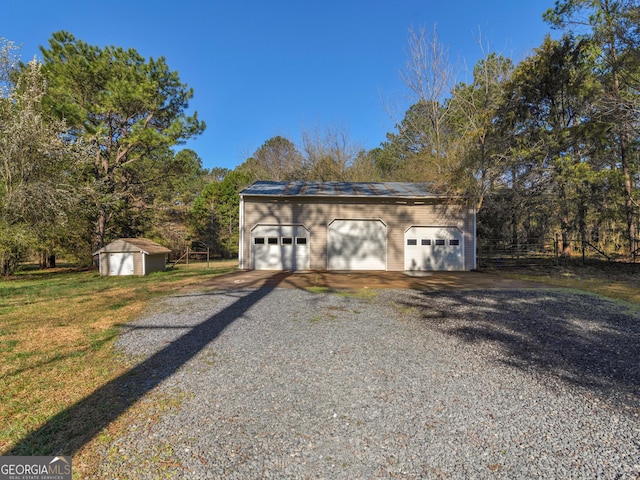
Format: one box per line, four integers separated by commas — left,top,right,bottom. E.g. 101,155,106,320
108,252,135,276
404,226,464,271
328,219,386,270
251,224,310,270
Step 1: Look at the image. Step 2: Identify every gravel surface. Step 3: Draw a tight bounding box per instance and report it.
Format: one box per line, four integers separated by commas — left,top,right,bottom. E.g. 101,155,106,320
98,287,640,479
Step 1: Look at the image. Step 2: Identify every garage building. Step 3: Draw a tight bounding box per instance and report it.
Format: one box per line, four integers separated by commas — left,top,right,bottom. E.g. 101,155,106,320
239,181,476,272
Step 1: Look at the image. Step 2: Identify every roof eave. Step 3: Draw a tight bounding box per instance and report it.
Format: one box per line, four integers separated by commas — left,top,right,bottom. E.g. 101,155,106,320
240,193,464,200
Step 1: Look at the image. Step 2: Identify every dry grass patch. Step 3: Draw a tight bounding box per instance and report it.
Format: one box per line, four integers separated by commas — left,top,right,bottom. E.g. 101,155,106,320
0,261,236,467
487,261,640,306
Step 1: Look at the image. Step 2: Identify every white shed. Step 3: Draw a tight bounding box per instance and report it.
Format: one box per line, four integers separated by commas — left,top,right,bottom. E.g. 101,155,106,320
93,238,172,276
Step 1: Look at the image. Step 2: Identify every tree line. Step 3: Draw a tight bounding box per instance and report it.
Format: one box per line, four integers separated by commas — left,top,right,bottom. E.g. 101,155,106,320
1,0,639,275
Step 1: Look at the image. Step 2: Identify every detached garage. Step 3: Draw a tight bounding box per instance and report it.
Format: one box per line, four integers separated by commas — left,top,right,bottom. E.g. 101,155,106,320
93,238,172,276
239,181,476,272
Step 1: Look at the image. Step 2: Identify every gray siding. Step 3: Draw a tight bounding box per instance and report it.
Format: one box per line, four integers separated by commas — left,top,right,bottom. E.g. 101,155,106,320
133,252,144,276
241,196,475,271
144,254,167,274
99,253,108,276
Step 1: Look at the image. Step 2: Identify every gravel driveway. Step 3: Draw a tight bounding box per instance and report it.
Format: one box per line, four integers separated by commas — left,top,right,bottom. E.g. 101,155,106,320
100,285,640,479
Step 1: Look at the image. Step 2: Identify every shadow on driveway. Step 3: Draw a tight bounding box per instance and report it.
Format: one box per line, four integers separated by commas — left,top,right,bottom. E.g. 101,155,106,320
397,289,640,413
5,273,293,456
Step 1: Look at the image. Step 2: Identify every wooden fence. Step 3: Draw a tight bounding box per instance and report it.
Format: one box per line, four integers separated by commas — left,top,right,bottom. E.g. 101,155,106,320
169,246,211,268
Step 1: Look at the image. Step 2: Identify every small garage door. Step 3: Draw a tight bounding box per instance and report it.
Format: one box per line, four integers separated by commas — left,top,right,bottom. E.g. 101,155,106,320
405,226,464,271
108,252,134,276
328,219,386,270
251,224,310,270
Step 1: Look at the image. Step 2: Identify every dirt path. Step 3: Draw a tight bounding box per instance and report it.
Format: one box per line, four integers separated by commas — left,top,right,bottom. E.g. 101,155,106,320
195,269,546,291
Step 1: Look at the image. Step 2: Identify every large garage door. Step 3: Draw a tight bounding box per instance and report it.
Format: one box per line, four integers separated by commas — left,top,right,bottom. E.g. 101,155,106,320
405,226,464,271
108,252,134,276
328,219,386,270
251,224,310,270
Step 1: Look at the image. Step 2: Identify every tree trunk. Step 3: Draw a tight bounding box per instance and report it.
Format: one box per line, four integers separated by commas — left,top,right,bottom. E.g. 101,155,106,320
39,252,57,269
577,188,588,251
606,12,636,257
94,203,108,251
621,142,636,257
558,182,572,256
561,222,572,256
1,257,9,277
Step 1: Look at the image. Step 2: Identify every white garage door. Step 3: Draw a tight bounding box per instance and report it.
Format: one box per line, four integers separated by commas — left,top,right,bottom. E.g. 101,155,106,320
251,224,310,270
328,219,386,270
108,252,134,276
405,226,464,271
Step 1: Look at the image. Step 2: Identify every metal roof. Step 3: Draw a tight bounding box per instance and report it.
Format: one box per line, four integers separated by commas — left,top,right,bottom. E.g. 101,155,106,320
240,181,445,198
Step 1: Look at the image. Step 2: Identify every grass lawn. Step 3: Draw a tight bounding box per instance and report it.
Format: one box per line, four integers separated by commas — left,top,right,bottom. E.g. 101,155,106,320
0,261,236,475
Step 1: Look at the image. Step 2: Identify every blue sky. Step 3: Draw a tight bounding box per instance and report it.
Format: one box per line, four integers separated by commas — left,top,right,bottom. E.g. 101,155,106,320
2,1,557,171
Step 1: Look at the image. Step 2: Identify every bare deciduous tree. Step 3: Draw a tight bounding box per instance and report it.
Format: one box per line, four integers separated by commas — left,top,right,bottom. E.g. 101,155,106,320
399,25,456,160
447,46,513,210
251,135,304,180
302,124,361,181
0,37,19,97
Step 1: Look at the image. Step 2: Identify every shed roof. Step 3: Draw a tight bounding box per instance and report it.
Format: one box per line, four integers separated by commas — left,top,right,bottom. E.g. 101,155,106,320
93,238,171,256
240,181,446,198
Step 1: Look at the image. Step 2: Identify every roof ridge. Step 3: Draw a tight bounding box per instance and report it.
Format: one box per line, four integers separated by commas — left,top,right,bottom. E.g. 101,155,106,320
241,180,444,198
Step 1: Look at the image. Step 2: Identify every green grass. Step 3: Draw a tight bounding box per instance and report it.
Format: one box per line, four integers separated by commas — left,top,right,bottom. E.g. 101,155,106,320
335,288,378,299
305,285,331,294
0,339,18,353
304,286,378,299
0,260,236,476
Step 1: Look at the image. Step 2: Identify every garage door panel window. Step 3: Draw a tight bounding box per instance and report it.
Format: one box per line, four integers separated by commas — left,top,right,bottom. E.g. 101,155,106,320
404,226,464,271
251,224,310,270
407,239,417,246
